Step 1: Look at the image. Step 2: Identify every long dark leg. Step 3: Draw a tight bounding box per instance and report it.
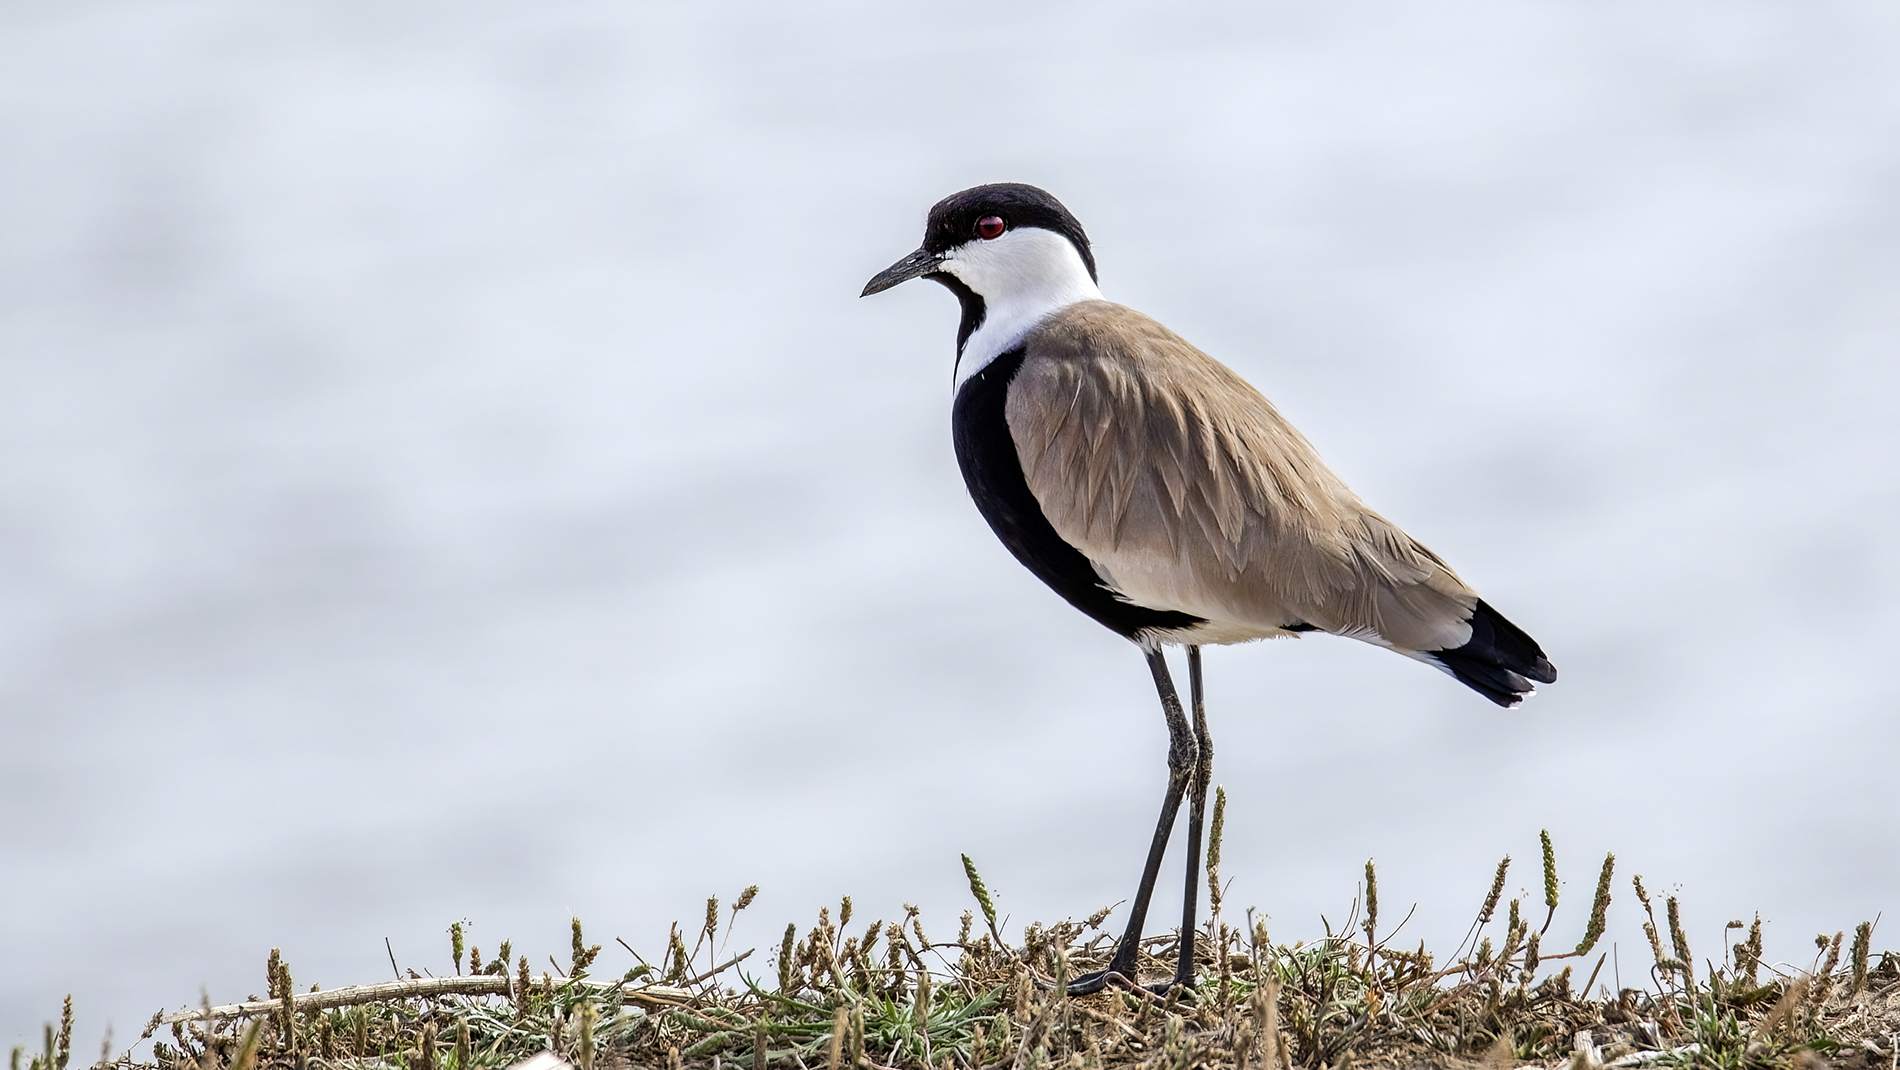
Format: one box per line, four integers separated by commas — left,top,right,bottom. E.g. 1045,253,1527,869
1174,645,1211,990
1068,647,1197,995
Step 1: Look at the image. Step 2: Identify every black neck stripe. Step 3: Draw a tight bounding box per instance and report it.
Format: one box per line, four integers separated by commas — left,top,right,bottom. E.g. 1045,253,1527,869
928,272,985,360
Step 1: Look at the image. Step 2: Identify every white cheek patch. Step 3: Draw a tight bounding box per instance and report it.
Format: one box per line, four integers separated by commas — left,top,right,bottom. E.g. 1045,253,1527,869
943,228,1103,387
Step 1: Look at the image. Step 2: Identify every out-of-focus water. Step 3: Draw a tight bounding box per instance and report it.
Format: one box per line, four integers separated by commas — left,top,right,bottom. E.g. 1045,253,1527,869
3,0,1897,1051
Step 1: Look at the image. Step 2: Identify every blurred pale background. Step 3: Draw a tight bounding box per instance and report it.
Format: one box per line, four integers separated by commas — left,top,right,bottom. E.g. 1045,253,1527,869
3,0,1897,1053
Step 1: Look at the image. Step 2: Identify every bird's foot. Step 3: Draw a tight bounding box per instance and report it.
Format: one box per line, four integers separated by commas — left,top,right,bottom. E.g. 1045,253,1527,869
1062,968,1122,995
1062,968,1197,1000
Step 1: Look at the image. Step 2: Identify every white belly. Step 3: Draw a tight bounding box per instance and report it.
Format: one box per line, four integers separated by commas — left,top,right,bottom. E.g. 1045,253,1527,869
1093,556,1312,647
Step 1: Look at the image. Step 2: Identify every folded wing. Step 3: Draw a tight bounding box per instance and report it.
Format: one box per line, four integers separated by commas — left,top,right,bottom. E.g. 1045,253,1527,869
1005,300,1482,658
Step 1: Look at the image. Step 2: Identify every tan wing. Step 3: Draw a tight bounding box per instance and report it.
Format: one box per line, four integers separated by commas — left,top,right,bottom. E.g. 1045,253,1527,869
1005,300,1477,653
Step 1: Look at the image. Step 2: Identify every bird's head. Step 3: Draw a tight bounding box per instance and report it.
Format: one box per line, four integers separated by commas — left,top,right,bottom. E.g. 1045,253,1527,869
862,183,1101,357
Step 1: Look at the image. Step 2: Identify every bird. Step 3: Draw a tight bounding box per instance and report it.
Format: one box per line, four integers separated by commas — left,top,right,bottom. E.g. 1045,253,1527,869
861,182,1555,996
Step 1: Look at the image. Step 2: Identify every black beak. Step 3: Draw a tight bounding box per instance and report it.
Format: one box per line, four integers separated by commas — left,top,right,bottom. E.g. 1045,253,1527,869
861,247,943,297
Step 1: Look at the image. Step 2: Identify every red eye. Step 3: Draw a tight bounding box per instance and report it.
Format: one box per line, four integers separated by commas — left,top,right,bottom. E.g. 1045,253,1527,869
976,215,1005,240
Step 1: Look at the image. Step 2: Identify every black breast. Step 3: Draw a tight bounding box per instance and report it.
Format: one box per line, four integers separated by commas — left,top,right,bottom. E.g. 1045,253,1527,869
951,349,1205,641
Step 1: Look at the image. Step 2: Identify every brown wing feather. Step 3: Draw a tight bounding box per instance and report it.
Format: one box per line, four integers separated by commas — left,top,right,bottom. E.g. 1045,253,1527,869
1006,300,1477,652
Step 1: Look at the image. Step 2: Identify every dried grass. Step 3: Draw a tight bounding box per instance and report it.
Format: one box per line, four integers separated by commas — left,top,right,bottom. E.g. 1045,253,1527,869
15,838,1900,1070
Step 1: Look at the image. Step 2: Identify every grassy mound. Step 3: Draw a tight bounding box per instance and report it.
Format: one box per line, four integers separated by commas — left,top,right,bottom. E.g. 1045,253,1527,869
17,831,1899,1070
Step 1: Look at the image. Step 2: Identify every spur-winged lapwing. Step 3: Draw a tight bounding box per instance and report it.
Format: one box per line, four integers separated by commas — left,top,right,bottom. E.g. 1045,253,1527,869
862,183,1555,995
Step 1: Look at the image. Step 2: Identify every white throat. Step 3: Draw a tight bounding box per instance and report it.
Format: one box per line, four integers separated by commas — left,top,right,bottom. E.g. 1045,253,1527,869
942,227,1103,389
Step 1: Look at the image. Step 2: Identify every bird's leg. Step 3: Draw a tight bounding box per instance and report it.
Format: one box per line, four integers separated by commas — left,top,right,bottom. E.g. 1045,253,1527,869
1173,645,1211,992
1067,646,1196,996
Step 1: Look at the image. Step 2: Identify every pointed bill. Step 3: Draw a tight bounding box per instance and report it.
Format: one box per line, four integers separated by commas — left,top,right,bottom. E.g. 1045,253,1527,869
861,247,943,297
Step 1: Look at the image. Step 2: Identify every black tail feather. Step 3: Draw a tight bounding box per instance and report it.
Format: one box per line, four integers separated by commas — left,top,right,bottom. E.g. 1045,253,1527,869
1429,599,1556,708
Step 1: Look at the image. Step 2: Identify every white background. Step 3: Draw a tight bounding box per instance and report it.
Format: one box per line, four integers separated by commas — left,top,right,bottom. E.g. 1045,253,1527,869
3,0,1897,1054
